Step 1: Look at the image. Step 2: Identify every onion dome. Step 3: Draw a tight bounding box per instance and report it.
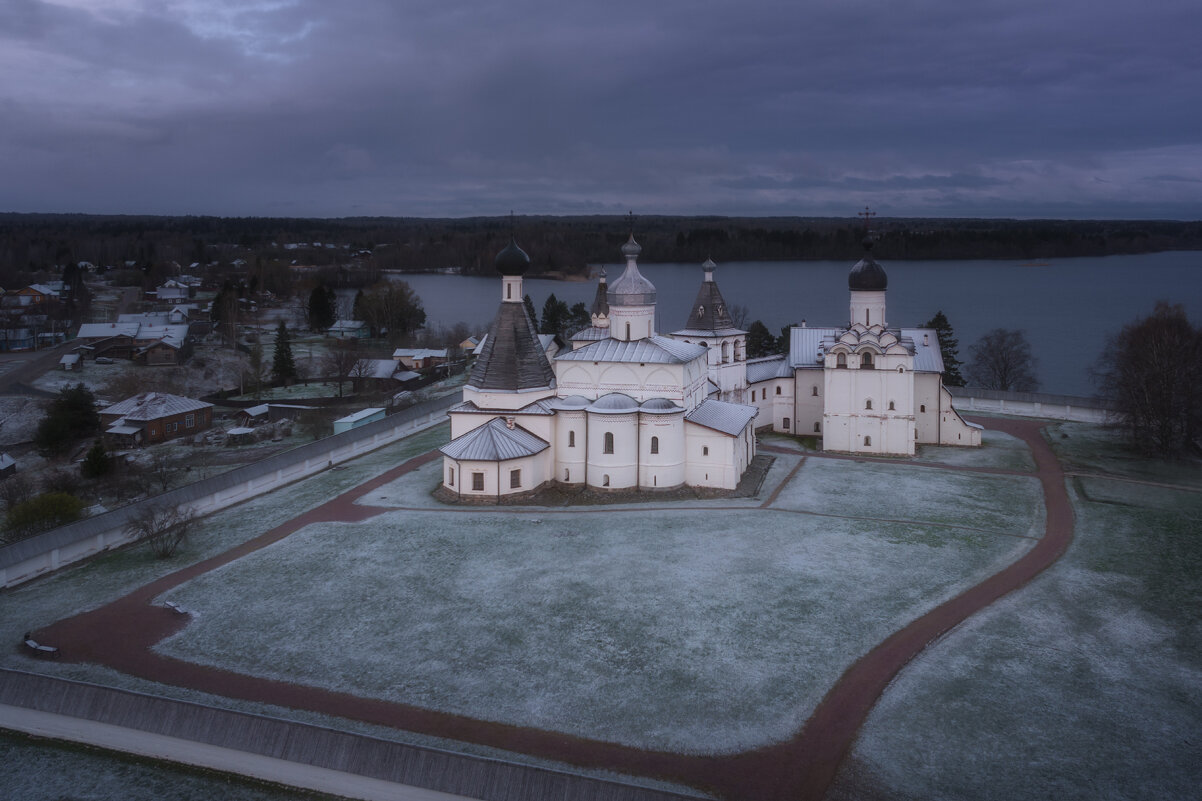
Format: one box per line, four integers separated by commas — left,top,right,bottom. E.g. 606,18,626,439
495,237,531,276
621,233,642,258
608,235,656,306
848,240,888,291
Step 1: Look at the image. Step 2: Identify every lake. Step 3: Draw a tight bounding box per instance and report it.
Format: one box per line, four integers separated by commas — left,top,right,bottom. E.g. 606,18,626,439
386,251,1201,397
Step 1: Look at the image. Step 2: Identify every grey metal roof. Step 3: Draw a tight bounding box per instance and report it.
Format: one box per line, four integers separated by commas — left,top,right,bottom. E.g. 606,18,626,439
102,392,212,421
746,355,792,383
685,399,758,436
678,260,742,334
902,328,946,373
439,417,549,462
450,398,556,416
549,395,592,410
468,300,556,392
568,326,610,342
556,335,705,365
788,326,841,369
639,397,684,414
588,392,640,413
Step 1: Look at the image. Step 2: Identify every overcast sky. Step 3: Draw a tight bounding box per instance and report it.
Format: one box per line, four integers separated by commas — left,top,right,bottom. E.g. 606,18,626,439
2,0,1199,219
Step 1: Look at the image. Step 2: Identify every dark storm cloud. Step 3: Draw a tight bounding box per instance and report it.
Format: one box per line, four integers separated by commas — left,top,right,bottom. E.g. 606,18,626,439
1,0,1199,217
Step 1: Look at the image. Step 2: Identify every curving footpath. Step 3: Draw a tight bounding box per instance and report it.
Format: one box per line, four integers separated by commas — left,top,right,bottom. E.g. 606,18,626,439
31,416,1074,800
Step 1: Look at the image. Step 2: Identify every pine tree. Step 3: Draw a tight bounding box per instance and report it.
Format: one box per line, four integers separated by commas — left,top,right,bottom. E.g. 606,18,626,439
746,320,778,357
307,285,336,332
922,310,965,386
272,320,298,384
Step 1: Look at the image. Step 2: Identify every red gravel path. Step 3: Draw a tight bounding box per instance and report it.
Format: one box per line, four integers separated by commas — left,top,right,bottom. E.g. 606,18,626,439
33,417,1073,800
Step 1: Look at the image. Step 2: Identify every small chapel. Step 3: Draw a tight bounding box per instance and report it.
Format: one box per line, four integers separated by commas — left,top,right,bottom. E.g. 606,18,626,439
439,231,980,500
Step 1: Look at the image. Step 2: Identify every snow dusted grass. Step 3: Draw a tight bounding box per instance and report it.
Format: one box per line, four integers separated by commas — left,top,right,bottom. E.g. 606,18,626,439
1046,420,1202,486
912,428,1036,472
158,504,1032,754
0,423,450,669
772,457,1045,538
832,468,1202,800
0,730,338,801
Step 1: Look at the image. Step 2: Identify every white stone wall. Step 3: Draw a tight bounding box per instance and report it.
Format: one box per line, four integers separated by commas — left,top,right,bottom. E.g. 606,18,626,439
823,355,916,455
585,412,639,489
849,289,887,328
554,409,587,484
608,303,655,341
445,450,553,499
638,413,685,489
683,423,750,489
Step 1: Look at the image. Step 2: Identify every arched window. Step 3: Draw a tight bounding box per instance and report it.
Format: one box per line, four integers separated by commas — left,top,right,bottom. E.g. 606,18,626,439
897,366,904,374
836,353,847,368
920,404,926,413
722,342,730,363
448,468,455,486
775,386,782,395
565,468,570,481
864,436,872,446
568,430,575,447
861,352,874,369
888,400,895,411
812,385,819,396
603,474,610,487
650,436,659,454
865,399,873,410
507,285,512,299
783,417,791,430
625,322,631,340
604,431,614,454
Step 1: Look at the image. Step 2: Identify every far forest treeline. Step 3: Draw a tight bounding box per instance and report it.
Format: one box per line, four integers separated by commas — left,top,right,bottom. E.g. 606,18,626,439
1,214,1199,285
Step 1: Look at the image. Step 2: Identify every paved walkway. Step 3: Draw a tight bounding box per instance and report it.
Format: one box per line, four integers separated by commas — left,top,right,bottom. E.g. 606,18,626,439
32,416,1074,801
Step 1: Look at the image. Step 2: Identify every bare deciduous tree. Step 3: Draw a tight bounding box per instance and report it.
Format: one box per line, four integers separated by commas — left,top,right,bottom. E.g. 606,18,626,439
1094,301,1202,455
325,343,359,398
125,504,197,559
966,328,1040,392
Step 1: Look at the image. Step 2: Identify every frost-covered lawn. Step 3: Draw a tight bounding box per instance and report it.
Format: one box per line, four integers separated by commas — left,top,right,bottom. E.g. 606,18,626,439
0,730,337,801
772,458,1045,538
832,474,1202,800
0,423,450,669
912,428,1036,472
1045,420,1202,487
158,505,1033,754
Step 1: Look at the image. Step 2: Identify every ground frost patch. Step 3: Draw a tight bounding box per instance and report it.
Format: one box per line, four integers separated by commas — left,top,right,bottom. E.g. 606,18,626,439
159,506,1030,753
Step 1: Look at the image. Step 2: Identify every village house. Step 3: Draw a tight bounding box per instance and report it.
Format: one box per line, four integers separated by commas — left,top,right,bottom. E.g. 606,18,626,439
101,392,213,447
327,320,369,339
392,348,449,370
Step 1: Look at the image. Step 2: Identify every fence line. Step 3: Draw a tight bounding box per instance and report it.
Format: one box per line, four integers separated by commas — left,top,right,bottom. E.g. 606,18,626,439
0,669,702,801
947,386,1114,423
0,395,458,587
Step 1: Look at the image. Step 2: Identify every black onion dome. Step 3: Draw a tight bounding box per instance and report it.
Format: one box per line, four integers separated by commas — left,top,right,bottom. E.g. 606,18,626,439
495,238,531,276
849,241,888,291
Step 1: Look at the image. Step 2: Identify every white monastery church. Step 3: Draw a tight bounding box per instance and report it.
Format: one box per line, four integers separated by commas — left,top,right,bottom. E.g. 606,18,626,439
439,233,979,500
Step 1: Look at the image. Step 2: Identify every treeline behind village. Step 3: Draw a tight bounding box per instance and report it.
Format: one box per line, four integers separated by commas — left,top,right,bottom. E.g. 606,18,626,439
1,213,1199,291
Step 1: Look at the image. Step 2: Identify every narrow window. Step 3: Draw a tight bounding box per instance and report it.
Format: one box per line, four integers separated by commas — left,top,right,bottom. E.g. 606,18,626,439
703,446,709,456
448,468,455,486
866,309,870,326
888,400,895,411
650,436,659,454
866,399,873,410
603,474,610,487
507,284,512,299
861,352,874,369
775,386,782,395
864,436,871,446
812,385,819,396
837,353,847,368
783,417,791,430
185,413,195,428
920,404,926,413
604,432,614,454
625,322,631,340
472,472,484,491
814,422,820,433
510,469,521,489
569,430,575,447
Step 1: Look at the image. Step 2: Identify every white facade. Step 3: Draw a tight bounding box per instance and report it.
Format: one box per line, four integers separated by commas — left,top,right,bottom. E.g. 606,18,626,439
440,237,759,499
